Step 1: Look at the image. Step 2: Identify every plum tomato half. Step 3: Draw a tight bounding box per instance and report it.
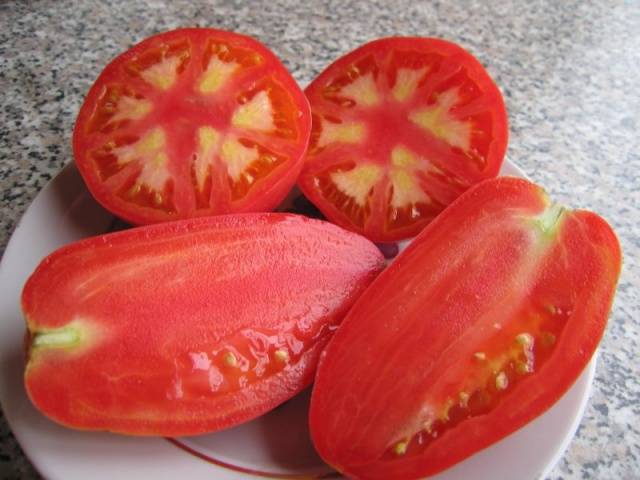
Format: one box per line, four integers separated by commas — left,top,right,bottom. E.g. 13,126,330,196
22,213,383,436
309,177,621,479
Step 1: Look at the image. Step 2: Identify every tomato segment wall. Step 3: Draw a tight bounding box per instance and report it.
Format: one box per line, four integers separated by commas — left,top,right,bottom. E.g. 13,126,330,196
23,214,383,436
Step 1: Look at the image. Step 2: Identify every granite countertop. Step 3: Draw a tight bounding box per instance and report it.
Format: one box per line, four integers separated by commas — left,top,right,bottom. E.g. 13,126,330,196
1,0,638,478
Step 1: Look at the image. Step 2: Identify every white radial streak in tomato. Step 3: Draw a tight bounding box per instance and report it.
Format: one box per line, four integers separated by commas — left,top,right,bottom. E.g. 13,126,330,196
111,128,170,191
232,90,276,132
139,55,182,90
330,164,382,206
221,138,259,181
194,127,222,190
409,88,472,151
339,73,380,107
389,169,429,208
112,128,164,167
138,153,171,191
108,96,152,125
392,67,428,103
317,120,366,148
391,145,421,169
198,57,240,94
389,146,429,208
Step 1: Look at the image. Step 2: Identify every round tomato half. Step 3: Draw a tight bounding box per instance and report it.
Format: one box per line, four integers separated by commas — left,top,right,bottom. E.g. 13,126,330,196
299,38,508,241
73,28,311,225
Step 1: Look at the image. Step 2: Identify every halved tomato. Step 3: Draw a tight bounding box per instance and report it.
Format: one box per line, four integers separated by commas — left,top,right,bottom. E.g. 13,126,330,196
22,213,383,436
73,28,311,225
309,177,621,479
299,38,508,241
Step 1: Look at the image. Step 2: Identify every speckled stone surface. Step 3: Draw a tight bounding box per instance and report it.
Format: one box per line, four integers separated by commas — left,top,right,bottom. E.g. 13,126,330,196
1,0,638,478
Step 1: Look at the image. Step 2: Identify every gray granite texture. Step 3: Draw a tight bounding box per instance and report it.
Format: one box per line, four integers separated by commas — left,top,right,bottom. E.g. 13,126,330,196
0,0,638,478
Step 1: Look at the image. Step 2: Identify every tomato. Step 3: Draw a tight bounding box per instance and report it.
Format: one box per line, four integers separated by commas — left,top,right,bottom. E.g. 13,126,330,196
298,38,508,242
22,213,383,436
309,177,621,479
73,29,311,225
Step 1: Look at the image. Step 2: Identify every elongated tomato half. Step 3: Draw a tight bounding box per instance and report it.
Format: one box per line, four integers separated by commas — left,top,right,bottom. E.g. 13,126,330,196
22,213,383,436
299,38,508,242
310,177,621,479
73,28,311,225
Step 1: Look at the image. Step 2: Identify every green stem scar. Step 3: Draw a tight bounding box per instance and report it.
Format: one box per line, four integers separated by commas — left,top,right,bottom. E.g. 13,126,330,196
32,327,82,349
535,201,566,235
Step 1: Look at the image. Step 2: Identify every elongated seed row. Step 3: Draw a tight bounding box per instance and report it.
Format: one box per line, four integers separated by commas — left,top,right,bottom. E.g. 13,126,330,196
385,306,570,460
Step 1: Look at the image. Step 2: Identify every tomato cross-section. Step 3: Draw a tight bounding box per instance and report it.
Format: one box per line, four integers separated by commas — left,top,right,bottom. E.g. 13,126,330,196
74,29,311,225
299,38,508,241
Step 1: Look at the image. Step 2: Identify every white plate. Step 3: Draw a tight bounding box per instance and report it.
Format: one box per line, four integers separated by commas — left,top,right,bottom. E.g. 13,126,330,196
0,160,594,480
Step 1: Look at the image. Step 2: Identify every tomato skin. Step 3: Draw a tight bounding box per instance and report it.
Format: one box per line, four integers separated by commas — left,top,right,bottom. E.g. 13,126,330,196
299,37,508,242
309,177,621,479
73,29,311,225
22,213,383,436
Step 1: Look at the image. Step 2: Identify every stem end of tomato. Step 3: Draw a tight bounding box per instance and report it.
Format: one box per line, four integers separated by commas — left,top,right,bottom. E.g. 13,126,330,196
26,317,103,358
535,201,566,235
32,327,82,349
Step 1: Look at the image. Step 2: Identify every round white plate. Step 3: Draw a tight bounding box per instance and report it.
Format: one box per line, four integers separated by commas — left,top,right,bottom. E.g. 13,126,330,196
0,160,594,480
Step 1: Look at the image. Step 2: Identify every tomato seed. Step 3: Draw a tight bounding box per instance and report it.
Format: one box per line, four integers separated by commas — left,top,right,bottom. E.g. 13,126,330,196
473,351,486,361
274,349,289,363
515,332,534,346
495,371,508,390
223,351,238,368
392,441,408,456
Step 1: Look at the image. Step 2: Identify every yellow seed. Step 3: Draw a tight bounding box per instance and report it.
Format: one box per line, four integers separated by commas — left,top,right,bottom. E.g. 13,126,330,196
515,333,534,346
547,304,558,314
153,192,163,205
392,441,408,456
516,361,532,374
274,349,289,363
459,391,470,407
496,371,508,390
441,398,454,421
473,352,486,361
542,331,556,346
423,419,434,433
223,351,238,367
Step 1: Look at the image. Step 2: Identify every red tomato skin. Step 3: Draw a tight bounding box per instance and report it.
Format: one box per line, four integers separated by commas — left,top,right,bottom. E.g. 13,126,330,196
309,177,621,479
22,213,383,436
299,37,509,242
73,28,312,225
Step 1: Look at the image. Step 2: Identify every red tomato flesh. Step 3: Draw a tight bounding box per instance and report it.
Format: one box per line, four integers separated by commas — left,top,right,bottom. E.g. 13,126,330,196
299,38,508,242
309,177,621,479
73,29,311,225
22,214,383,436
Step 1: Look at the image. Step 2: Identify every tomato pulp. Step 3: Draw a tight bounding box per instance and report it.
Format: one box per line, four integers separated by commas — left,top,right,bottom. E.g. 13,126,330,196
309,177,621,479
22,214,383,436
299,38,508,241
73,28,311,225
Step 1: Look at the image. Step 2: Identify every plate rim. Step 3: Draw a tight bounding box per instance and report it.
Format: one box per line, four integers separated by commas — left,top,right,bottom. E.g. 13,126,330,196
0,159,596,480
